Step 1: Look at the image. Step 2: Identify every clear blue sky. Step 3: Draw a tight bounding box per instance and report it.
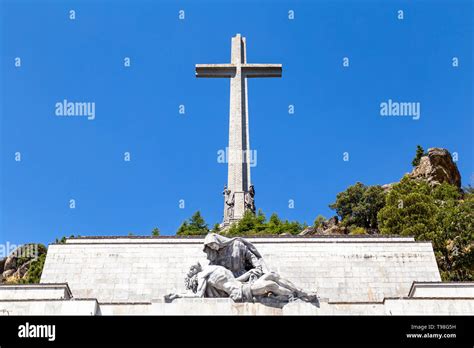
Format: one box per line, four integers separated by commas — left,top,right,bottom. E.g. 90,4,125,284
0,0,472,245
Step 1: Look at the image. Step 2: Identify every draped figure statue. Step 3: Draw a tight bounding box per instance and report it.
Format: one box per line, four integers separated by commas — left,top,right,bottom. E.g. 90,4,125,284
202,233,267,280
166,233,318,303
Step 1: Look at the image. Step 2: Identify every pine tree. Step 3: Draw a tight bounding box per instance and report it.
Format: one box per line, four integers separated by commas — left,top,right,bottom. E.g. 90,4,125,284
176,211,209,235
412,145,425,167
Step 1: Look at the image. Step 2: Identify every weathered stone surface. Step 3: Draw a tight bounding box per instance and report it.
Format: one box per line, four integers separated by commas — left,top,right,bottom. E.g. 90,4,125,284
0,258,6,273
3,238,471,315
409,281,474,298
14,260,33,279
2,269,15,278
409,148,461,188
320,225,347,235
326,216,339,227
0,299,99,315
40,236,441,303
2,284,472,315
299,226,314,236
384,298,474,315
3,256,17,272
0,284,72,300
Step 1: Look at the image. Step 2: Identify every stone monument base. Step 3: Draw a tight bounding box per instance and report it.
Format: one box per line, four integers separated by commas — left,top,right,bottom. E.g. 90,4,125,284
0,282,473,315
0,235,472,315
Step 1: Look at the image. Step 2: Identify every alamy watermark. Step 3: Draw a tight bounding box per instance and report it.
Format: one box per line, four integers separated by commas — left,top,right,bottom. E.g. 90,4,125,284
18,322,55,341
55,99,95,120
0,242,40,259
217,147,257,167
380,99,420,120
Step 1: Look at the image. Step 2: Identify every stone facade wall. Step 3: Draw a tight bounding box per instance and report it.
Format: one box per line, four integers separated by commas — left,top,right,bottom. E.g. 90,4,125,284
0,299,98,315
409,282,474,298
0,284,71,300
80,297,474,316
384,298,474,315
41,236,441,303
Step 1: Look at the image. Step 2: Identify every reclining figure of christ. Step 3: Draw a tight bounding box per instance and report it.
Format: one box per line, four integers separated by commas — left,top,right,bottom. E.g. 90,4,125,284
166,262,318,303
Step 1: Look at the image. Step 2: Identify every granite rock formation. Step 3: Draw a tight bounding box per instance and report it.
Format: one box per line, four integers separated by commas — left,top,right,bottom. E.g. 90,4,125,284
0,244,46,283
409,148,461,188
299,216,348,236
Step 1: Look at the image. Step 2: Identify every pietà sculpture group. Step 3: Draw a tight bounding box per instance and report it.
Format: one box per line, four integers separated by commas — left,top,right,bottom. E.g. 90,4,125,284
166,233,318,303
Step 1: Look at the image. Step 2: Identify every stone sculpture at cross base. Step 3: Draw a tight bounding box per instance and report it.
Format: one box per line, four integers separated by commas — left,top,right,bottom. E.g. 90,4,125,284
166,263,317,303
165,233,318,304
222,185,235,220
202,233,267,279
245,184,256,214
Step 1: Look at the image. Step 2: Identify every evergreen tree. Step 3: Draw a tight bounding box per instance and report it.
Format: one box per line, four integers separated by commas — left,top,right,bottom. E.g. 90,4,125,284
211,223,221,233
329,182,386,229
412,145,425,167
176,211,209,235
377,176,473,280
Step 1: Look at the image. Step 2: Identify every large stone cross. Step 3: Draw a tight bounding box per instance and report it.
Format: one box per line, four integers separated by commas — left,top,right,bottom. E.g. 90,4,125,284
196,34,282,225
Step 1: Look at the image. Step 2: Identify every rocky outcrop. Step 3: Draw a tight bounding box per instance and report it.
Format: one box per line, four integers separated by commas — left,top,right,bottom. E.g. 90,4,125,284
0,244,46,283
299,216,348,236
0,257,5,273
409,148,461,188
299,226,315,236
381,183,395,192
321,225,348,235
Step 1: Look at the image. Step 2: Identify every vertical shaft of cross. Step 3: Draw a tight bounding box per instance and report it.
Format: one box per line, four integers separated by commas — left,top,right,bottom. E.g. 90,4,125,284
228,34,249,222
195,34,282,226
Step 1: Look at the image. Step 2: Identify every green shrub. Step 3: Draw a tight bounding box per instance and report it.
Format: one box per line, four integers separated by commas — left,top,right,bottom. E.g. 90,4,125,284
349,227,367,235
19,254,46,284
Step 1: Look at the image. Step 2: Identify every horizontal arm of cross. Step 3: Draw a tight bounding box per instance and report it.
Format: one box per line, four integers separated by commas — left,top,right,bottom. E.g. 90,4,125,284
195,64,282,78
242,64,282,78
195,64,236,78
